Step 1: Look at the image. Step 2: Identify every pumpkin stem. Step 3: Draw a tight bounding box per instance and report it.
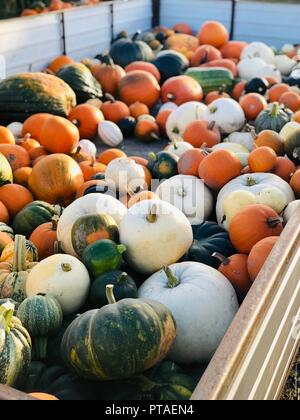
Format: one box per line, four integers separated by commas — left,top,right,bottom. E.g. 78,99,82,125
106,284,117,304
132,31,141,41
117,244,126,255
209,106,217,114
0,301,15,334
218,84,226,94
212,252,231,266
13,235,27,272
167,93,176,102
246,176,257,187
105,93,116,103
267,217,283,228
163,266,180,288
90,156,96,167
270,102,280,117
51,216,59,231
172,127,180,135
208,121,216,130
200,49,209,65
117,272,128,285
61,263,72,272
24,133,31,141
148,152,157,162
34,337,48,361
146,205,158,223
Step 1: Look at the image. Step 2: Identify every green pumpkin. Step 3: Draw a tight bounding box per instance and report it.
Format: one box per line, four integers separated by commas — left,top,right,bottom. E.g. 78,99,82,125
61,285,176,381
57,63,103,104
255,102,292,133
283,128,300,163
147,151,179,180
17,294,63,360
0,301,32,387
46,315,76,366
0,153,13,186
89,270,138,309
71,214,119,258
182,222,236,269
110,33,154,68
13,201,63,238
0,73,76,122
0,223,14,239
153,51,188,82
83,239,126,278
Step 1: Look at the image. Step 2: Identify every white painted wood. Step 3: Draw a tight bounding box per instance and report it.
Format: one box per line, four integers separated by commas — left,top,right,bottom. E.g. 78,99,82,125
113,0,153,35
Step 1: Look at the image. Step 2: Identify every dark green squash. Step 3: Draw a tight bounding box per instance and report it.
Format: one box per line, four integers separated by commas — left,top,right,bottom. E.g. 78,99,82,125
71,214,120,258
255,102,292,133
0,301,32,387
89,270,137,309
153,51,189,82
90,172,106,181
245,77,269,95
17,294,63,361
0,73,76,122
110,32,154,68
147,151,179,180
83,183,109,196
82,239,126,278
46,315,76,366
182,221,236,269
13,201,63,238
117,117,137,138
283,128,300,163
61,285,176,381
57,63,103,104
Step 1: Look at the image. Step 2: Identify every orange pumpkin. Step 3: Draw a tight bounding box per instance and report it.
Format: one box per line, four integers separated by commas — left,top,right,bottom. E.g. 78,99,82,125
0,184,34,219
48,55,74,73
29,217,58,260
128,191,159,208
0,126,15,145
129,102,150,119
161,75,203,105
0,201,9,224
190,45,222,67
198,21,229,48
229,204,283,254
101,95,130,123
183,120,221,148
118,70,161,108
290,169,300,198
254,130,284,156
22,113,52,142
71,146,91,164
29,146,48,162
239,93,267,121
201,59,238,77
279,91,300,112
205,88,230,105
232,80,246,101
68,104,104,139
125,62,161,82
173,23,193,35
29,393,58,401
40,116,80,154
13,167,33,187
156,109,173,137
135,120,160,142
247,236,279,282
273,156,296,182
17,134,40,153
220,41,248,60
214,253,252,302
0,144,30,171
28,154,84,206
198,150,241,191
293,110,300,124
95,61,126,96
248,146,277,173
21,9,38,16
268,83,290,103
79,158,106,181
0,232,13,253
76,180,108,199
97,148,127,166
178,148,208,176
165,33,199,57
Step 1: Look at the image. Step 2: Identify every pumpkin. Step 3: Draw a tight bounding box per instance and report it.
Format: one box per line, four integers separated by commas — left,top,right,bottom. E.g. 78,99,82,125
39,116,79,154
222,190,257,229
0,184,33,220
153,51,189,82
165,33,198,57
274,156,296,182
79,158,106,182
290,170,300,197
177,148,207,176
0,73,76,120
279,91,300,112
28,154,84,207
0,232,13,254
205,87,230,105
110,33,154,68
119,71,160,108
116,117,137,138
214,253,252,302
129,102,150,119
229,204,283,254
0,201,9,224
198,149,242,191
148,151,179,180
97,148,127,166
232,80,247,101
155,175,213,225
29,217,58,261
239,93,267,121
94,56,126,96
119,199,193,274
0,153,13,187
283,200,300,224
247,236,279,282
98,121,124,147
220,41,248,60
1,238,38,264
76,180,108,199
101,95,130,123
161,76,203,106
29,146,48,163
0,223,14,239
22,114,51,142
283,128,300,164
185,67,234,96
241,42,275,64
0,126,15,145
156,109,173,137
128,191,159,208
202,98,246,134
105,157,146,195
0,301,32,387
13,201,63,238
6,122,23,139
198,21,228,48
68,104,104,139
71,214,119,258
89,270,137,309
166,102,207,140
78,140,97,158
57,63,102,104
245,77,270,95
183,120,221,148
255,103,292,133
164,141,193,158
26,254,90,315
201,59,238,77
61,285,176,381
190,45,222,67
57,194,127,257
125,61,161,82
182,221,236,269
139,262,238,363
0,235,37,303
17,294,62,360
135,120,160,142
48,55,75,74
254,130,284,156
0,144,30,171
248,146,277,173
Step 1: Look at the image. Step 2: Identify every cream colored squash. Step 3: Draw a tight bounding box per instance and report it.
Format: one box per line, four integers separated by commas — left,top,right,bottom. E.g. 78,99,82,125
105,157,146,195
98,121,123,147
26,254,90,315
165,140,193,158
255,187,287,214
283,200,300,224
226,131,256,152
119,199,193,275
155,175,214,225
280,121,300,141
159,102,178,112
274,55,296,76
222,190,256,230
237,58,266,81
241,42,275,64
78,140,97,157
202,98,246,134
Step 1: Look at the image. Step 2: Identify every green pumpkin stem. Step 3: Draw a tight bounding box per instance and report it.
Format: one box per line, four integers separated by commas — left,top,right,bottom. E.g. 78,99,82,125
164,266,180,288
270,102,280,117
34,337,48,361
148,152,157,162
106,284,117,304
13,235,27,272
147,205,158,223
61,263,72,272
117,272,128,285
212,252,230,266
246,176,257,187
0,302,15,333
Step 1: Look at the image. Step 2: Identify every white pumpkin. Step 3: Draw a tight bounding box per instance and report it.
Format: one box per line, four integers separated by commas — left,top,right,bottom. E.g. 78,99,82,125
226,130,256,152
255,187,287,214
166,101,207,140
119,199,193,274
57,194,127,257
138,262,239,364
280,121,300,140
222,190,257,230
241,42,275,64
6,122,23,139
26,254,90,315
281,44,295,55
212,142,249,154
98,121,123,147
283,200,300,224
155,175,213,225
165,140,193,157
237,58,266,81
105,157,146,195
137,115,156,122
78,139,97,157
159,102,178,112
274,55,296,76
255,64,282,83
216,173,295,228
202,98,245,134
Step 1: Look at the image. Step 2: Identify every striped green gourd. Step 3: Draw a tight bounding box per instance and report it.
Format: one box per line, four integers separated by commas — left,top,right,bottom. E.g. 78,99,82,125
185,67,234,95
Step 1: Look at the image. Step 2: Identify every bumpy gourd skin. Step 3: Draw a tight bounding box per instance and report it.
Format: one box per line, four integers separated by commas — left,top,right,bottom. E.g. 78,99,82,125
61,298,176,381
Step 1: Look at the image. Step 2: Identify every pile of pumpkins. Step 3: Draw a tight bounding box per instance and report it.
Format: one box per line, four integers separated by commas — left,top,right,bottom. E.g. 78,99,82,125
19,0,101,17
1,20,300,401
